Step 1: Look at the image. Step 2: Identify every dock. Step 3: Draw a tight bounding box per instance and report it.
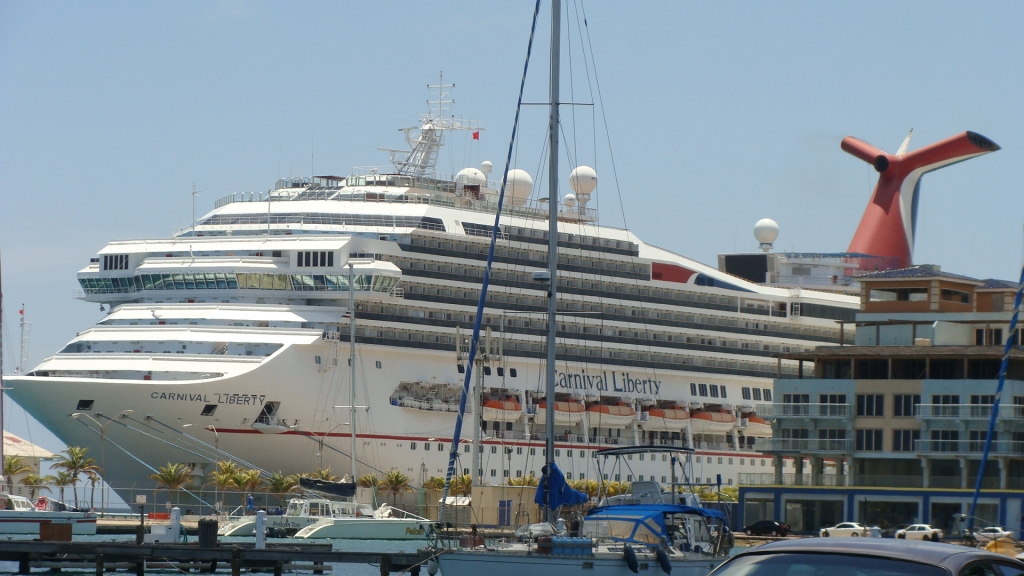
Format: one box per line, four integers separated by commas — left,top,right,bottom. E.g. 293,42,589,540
0,540,430,575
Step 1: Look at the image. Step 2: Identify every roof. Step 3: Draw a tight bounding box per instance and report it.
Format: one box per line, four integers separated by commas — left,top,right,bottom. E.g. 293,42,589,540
3,431,56,460
978,278,1020,291
776,345,1024,361
857,265,982,284
735,538,1021,571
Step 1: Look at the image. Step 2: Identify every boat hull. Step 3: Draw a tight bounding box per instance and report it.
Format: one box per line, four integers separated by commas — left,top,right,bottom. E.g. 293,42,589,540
438,549,722,576
293,517,431,539
0,512,97,535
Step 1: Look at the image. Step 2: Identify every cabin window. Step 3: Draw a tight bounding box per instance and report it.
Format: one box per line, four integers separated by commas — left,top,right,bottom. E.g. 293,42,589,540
709,385,719,398
76,400,95,411
690,383,697,396
483,367,491,376
510,368,517,377
763,389,772,401
297,251,334,268
410,442,417,450
497,367,504,376
751,388,762,401
102,254,130,271
201,404,217,416
698,384,708,397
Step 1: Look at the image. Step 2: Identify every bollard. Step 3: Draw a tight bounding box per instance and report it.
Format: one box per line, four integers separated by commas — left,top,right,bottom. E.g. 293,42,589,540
170,507,182,542
255,510,266,550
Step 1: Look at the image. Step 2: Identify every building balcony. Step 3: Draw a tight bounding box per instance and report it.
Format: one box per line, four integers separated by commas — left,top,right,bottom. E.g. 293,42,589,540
915,439,1024,455
915,404,1024,420
759,403,850,419
754,438,853,453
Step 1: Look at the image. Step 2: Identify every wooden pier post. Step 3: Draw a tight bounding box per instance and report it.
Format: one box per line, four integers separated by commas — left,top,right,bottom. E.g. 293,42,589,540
231,547,241,576
95,554,104,576
17,555,29,575
313,560,325,575
134,560,145,576
274,562,283,576
380,554,391,576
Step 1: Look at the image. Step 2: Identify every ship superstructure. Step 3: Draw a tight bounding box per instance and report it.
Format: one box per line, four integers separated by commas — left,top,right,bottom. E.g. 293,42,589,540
8,102,860,496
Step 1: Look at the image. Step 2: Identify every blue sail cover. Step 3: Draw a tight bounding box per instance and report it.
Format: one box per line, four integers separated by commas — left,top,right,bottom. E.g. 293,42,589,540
535,463,589,509
584,504,726,544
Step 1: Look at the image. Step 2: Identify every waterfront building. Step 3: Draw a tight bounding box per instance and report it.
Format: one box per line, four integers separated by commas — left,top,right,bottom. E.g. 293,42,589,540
740,264,1024,534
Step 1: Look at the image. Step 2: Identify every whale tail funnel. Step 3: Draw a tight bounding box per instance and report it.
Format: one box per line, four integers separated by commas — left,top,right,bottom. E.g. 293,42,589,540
844,131,999,269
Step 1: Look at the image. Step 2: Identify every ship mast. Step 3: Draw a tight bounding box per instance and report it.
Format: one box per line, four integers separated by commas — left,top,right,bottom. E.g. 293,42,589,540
543,0,561,523
348,263,358,498
0,253,6,483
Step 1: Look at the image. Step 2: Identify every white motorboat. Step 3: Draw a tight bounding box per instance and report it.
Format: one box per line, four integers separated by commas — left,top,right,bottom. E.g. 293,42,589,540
293,503,432,540
217,496,373,536
0,494,97,535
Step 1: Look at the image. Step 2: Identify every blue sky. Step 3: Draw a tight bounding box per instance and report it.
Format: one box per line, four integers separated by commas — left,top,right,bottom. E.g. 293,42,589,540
1,1,1023,454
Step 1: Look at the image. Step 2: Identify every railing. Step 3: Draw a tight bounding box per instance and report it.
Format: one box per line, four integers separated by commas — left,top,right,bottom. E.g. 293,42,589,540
915,440,1024,455
854,475,924,488
759,403,850,418
738,473,843,486
754,438,853,453
915,404,1023,420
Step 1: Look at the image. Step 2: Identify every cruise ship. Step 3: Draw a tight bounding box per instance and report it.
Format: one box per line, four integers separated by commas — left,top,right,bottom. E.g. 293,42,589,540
7,94,863,497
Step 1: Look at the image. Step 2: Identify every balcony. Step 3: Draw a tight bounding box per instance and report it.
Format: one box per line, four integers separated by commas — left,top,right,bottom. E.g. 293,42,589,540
915,439,1024,455
759,403,850,419
915,404,1024,420
754,438,853,453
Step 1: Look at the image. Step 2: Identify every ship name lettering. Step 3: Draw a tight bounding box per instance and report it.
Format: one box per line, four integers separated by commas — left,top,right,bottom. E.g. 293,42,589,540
214,393,266,405
150,392,212,402
555,370,659,396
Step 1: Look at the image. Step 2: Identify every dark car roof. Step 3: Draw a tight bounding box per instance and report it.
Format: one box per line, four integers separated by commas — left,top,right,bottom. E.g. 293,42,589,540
733,538,1023,571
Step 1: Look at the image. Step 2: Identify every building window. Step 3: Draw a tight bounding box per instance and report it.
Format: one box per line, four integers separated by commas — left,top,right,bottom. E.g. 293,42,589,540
970,395,995,418
819,394,846,416
102,254,130,271
941,288,970,304
856,394,884,416
298,251,334,268
894,395,920,417
969,430,996,452
869,287,928,302
931,394,961,418
893,429,920,452
931,429,959,452
742,387,751,400
856,429,883,451
819,428,846,450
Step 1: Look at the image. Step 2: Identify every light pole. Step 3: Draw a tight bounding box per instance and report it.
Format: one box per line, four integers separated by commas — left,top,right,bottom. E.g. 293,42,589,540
70,410,132,513
289,422,349,473
205,425,219,451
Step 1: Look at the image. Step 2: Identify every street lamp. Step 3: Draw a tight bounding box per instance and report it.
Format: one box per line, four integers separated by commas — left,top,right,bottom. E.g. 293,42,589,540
289,422,348,472
205,425,219,450
70,409,132,513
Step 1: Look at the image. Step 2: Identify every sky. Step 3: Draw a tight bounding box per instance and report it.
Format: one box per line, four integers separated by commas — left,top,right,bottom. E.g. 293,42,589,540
1,0,1023,456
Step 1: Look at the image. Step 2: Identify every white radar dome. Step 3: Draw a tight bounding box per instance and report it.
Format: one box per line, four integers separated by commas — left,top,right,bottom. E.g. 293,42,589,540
569,166,598,195
564,193,576,207
480,160,493,175
456,167,487,187
505,169,533,206
754,218,779,249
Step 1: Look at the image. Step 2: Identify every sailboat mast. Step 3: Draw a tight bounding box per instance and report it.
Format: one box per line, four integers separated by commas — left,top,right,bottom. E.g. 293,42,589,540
0,254,5,477
544,0,560,522
348,263,358,492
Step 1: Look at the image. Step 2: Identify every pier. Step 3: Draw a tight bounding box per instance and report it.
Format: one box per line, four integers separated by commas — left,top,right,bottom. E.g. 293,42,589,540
0,540,429,575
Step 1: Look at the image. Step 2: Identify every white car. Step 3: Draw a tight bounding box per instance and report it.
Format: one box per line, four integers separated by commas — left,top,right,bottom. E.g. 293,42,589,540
820,522,871,537
974,526,1014,542
895,524,942,541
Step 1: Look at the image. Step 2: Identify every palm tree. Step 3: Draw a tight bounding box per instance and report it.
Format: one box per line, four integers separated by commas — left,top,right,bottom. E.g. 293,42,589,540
150,463,193,504
311,467,339,481
357,473,379,489
422,476,446,491
506,473,539,487
19,474,51,501
206,461,241,514
450,474,473,497
233,469,264,493
85,470,102,511
51,447,100,507
48,471,77,503
3,456,33,493
266,472,298,505
379,469,412,505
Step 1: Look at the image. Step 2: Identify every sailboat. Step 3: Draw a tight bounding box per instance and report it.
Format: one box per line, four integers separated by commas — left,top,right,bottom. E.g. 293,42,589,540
434,2,730,575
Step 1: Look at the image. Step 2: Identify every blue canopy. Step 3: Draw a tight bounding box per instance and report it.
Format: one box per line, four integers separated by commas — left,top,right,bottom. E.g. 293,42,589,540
535,463,589,509
583,504,725,545
588,504,727,521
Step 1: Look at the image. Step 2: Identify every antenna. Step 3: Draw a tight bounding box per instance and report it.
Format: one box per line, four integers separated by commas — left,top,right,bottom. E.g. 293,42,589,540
18,304,28,374
191,183,200,234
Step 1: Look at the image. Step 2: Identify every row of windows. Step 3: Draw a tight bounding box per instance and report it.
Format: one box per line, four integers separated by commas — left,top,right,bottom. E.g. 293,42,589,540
298,251,334,267
79,273,397,295
198,212,446,232
103,254,130,270
740,387,773,401
691,382,729,399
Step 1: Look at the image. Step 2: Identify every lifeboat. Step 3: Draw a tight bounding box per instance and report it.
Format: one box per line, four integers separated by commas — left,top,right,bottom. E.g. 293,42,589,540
741,414,772,437
643,406,690,431
534,400,584,425
586,402,636,428
482,399,522,423
689,409,737,434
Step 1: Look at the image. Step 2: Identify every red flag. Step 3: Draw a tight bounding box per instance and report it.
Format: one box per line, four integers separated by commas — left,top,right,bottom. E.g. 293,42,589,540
19,309,23,315
472,131,480,140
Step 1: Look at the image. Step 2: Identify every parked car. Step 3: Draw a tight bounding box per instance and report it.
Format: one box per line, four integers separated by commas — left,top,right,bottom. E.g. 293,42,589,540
820,522,872,537
974,527,1014,542
896,524,943,541
706,537,1024,576
741,520,790,537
